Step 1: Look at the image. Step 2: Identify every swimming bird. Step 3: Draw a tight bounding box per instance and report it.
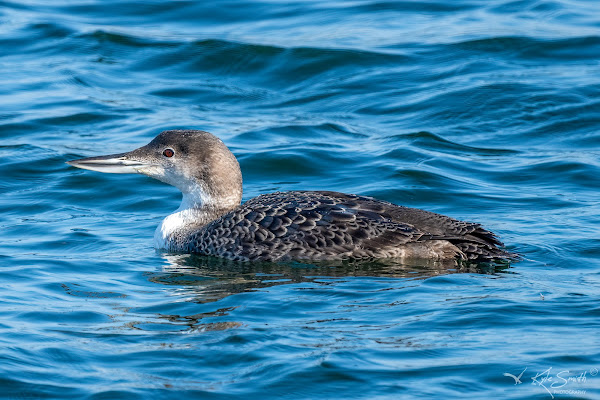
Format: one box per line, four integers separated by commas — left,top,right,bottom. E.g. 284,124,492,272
67,130,514,262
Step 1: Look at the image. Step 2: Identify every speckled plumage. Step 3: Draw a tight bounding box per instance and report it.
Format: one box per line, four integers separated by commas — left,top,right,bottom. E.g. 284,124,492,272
185,191,512,262
68,130,515,263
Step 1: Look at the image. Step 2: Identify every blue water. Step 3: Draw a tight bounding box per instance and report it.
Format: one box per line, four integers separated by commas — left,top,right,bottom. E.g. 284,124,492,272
1,0,600,398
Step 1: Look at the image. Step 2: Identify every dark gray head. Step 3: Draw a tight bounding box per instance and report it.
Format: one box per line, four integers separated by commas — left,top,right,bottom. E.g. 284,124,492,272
68,130,243,210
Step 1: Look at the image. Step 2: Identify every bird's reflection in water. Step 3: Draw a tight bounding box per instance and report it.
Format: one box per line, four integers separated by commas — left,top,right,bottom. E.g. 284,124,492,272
148,254,511,304
140,255,511,333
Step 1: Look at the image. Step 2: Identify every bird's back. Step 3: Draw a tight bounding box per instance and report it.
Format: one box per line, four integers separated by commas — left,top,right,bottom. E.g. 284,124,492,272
186,191,513,262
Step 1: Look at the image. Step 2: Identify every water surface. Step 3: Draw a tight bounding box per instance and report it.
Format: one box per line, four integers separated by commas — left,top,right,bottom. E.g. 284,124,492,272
1,0,599,398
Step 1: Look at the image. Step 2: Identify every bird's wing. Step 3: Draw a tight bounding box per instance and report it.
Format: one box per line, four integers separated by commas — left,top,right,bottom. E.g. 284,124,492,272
190,191,425,261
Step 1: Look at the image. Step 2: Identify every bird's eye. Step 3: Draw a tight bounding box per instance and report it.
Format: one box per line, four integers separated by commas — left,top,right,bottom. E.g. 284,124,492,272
163,148,174,158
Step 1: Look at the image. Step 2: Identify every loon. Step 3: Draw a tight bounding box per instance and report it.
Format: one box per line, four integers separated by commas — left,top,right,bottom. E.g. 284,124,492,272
67,129,515,263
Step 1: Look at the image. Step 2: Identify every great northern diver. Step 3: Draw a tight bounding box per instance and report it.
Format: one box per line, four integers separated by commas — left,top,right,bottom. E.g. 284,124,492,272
68,130,514,262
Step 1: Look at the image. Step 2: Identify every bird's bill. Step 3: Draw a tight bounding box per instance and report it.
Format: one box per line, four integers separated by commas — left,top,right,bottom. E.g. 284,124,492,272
67,152,151,174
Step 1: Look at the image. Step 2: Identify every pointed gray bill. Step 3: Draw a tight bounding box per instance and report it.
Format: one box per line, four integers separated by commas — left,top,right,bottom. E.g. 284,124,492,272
67,153,150,174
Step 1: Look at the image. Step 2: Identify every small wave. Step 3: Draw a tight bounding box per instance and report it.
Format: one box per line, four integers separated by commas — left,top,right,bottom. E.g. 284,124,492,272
448,35,600,61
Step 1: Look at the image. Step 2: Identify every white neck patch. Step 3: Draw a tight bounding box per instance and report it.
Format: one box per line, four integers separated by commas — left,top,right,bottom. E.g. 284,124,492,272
154,207,205,251
153,189,212,251
153,186,241,251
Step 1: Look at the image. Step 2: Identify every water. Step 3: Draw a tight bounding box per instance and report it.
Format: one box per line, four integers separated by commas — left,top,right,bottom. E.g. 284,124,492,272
1,0,599,398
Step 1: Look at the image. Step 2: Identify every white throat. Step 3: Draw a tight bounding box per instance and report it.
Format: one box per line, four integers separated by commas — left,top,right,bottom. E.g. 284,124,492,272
153,187,212,250
153,188,240,251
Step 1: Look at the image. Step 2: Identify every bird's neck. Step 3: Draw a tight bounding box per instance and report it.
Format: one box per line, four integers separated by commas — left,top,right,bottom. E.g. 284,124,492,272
154,188,240,251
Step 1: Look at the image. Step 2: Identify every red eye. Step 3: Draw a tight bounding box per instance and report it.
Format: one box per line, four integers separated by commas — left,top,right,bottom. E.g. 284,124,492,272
163,148,174,158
